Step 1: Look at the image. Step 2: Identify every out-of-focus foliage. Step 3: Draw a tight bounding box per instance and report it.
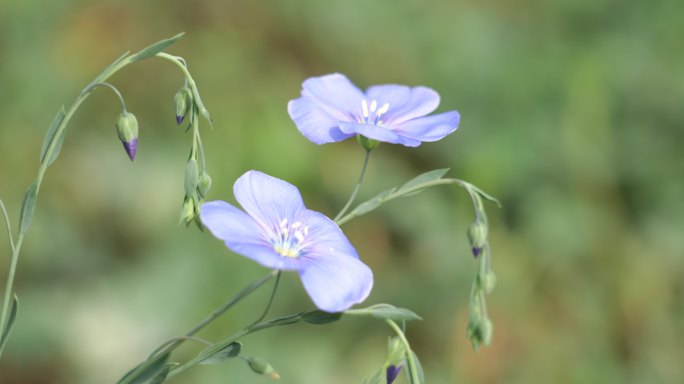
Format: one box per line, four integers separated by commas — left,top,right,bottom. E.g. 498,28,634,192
1,0,683,383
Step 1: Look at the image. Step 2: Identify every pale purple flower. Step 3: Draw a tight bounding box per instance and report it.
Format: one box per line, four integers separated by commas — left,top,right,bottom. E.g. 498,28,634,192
287,73,460,147
200,170,373,312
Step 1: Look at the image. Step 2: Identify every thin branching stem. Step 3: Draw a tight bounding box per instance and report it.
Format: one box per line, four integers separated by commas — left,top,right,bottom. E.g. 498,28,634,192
334,149,371,223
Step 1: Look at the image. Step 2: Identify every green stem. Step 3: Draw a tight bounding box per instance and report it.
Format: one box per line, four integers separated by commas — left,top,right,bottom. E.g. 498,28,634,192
333,149,371,223
251,271,281,326
149,270,278,359
82,82,128,113
0,199,14,253
0,53,134,357
386,319,420,384
336,178,499,226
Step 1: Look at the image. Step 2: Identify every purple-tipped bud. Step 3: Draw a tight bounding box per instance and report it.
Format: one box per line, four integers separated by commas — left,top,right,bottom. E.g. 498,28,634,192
386,364,402,384
174,87,193,125
115,112,139,161
122,138,138,161
467,221,487,258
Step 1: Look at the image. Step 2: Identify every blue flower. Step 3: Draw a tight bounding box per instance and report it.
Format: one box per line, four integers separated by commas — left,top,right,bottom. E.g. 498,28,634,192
288,73,460,147
200,170,373,312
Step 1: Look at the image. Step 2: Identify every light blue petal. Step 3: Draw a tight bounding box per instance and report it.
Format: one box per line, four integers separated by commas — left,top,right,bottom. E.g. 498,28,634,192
365,85,440,125
339,122,422,147
300,73,365,118
233,171,305,233
287,98,355,144
200,200,302,271
298,251,373,312
296,210,359,260
393,111,460,142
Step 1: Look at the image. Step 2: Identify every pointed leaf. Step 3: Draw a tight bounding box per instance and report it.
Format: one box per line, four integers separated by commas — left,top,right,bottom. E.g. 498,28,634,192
129,33,185,63
346,304,422,321
18,181,38,236
302,310,342,325
396,168,449,195
40,106,66,167
0,294,18,352
406,350,425,384
349,187,396,217
199,341,242,365
117,353,170,384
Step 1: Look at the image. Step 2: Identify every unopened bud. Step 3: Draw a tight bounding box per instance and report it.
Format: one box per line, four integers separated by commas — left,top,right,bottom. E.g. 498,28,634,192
467,220,487,257
174,87,193,125
386,364,403,384
245,357,279,380
198,172,212,198
179,197,195,226
115,112,139,161
184,159,200,196
467,315,493,351
387,337,405,363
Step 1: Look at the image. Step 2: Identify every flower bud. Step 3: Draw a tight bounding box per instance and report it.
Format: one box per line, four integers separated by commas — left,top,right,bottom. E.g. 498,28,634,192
115,112,139,161
467,220,487,257
179,197,195,226
386,364,403,384
198,172,212,198
467,316,493,351
174,87,193,125
245,357,280,380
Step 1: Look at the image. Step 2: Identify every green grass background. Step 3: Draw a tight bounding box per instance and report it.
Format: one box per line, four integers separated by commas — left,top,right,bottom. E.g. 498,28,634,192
1,0,683,383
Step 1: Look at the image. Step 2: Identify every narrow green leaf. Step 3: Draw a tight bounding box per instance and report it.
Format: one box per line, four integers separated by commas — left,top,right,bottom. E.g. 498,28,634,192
349,187,396,217
407,350,425,384
199,341,242,365
396,168,449,194
249,312,303,332
0,294,18,352
148,364,175,384
89,51,130,86
363,369,384,384
39,106,66,167
190,89,213,128
346,304,422,321
117,353,170,384
129,33,185,63
18,181,38,236
302,310,342,325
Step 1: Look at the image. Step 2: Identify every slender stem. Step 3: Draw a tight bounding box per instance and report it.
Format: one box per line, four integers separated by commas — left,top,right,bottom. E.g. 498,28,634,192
386,319,420,384
81,82,128,113
0,54,133,357
251,271,281,326
0,199,14,253
333,149,371,223
149,270,277,359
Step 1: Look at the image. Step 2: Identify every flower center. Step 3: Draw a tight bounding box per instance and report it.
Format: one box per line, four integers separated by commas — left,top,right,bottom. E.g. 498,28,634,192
273,218,309,258
360,99,390,126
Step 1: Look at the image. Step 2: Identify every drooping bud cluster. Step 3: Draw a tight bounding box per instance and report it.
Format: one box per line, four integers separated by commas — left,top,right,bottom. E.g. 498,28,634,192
115,111,139,161
179,156,211,228
463,186,497,351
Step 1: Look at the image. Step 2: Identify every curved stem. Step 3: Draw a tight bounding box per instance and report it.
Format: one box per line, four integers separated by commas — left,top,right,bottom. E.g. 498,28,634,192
149,270,278,359
336,178,499,226
81,82,128,113
386,319,420,384
0,54,133,357
251,271,281,326
333,149,371,222
0,198,14,253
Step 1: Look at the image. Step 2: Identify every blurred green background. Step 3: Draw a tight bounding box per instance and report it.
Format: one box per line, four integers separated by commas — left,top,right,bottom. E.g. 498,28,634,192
1,0,683,383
